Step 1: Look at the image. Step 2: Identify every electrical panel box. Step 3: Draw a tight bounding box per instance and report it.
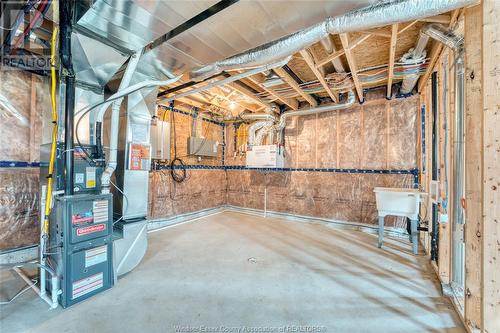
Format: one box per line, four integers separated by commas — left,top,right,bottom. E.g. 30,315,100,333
246,144,285,168
40,143,104,194
150,120,171,160
187,136,218,157
49,193,114,308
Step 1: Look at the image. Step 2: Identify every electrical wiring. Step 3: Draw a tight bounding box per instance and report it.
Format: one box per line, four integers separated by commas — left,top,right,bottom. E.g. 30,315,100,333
41,26,58,255
74,76,181,165
10,0,50,55
2,0,39,50
255,61,429,99
169,110,187,184
0,277,38,305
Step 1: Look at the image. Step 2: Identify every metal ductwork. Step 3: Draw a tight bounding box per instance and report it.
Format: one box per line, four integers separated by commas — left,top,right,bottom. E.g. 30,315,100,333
245,90,355,146
239,112,276,122
248,121,271,147
160,58,290,105
276,90,355,132
417,23,466,278
399,32,430,94
396,23,466,95
255,121,276,145
422,23,464,51
190,0,478,81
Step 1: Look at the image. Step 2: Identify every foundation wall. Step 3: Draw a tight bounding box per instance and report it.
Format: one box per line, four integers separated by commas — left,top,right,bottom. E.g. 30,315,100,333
0,71,50,251
225,94,419,227
1,78,418,250
148,169,227,220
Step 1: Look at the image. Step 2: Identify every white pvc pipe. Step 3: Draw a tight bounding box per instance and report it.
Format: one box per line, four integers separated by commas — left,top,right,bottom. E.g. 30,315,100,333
39,185,47,301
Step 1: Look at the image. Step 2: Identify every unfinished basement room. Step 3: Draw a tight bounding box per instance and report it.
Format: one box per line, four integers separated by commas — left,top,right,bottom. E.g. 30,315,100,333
0,1,499,332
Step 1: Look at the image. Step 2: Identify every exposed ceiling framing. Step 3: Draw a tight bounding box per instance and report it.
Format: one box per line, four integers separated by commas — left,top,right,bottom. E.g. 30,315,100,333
153,7,460,115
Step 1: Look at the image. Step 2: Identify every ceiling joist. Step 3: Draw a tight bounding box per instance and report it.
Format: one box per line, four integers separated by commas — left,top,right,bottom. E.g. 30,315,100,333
273,67,317,107
245,73,299,110
398,20,418,35
315,49,345,68
315,34,371,69
386,24,399,99
418,9,461,92
339,33,364,103
226,81,270,109
299,49,338,103
419,14,451,24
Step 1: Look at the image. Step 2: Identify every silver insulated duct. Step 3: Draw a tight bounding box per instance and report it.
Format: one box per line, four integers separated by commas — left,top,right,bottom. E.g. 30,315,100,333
422,23,464,51
399,32,430,94
190,0,478,81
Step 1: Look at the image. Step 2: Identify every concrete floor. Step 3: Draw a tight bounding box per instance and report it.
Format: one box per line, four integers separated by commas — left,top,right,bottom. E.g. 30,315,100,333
1,211,464,333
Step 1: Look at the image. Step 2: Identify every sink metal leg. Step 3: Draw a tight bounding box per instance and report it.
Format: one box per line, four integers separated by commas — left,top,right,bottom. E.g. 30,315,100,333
378,216,384,248
410,219,418,254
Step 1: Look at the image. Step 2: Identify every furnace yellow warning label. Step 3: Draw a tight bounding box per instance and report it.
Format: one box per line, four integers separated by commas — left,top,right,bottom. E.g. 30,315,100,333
86,167,96,188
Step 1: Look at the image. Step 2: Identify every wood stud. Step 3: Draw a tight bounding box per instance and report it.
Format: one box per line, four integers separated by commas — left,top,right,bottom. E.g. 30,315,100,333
339,33,364,102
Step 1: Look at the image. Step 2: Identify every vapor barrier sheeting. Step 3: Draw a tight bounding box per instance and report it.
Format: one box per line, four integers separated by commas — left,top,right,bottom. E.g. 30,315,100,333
0,71,49,251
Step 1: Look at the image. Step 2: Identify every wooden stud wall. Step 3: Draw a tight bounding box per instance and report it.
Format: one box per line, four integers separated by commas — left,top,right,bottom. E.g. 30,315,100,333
480,1,499,331
420,3,499,332
464,5,483,330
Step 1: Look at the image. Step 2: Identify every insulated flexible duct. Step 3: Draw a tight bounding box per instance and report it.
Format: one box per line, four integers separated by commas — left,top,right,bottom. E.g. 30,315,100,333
255,121,275,145
422,23,464,51
275,90,355,143
399,32,430,94
161,58,290,104
190,0,477,81
247,120,270,147
245,90,355,146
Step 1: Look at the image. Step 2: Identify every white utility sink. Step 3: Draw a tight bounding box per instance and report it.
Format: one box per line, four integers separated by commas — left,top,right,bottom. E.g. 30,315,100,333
374,187,425,254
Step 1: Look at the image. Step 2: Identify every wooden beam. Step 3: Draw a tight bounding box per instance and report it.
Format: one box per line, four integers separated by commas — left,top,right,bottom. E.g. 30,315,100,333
419,14,451,24
299,49,337,103
245,73,299,110
386,24,398,99
273,67,317,107
198,89,256,113
437,53,452,285
315,34,371,69
349,34,373,50
481,1,500,332
315,49,345,68
225,81,270,109
418,9,461,92
361,28,391,38
398,20,418,35
339,33,364,102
